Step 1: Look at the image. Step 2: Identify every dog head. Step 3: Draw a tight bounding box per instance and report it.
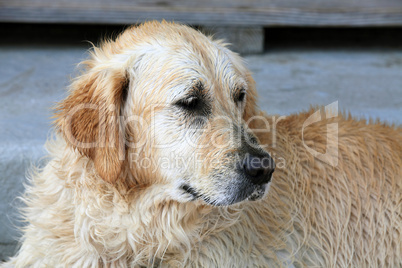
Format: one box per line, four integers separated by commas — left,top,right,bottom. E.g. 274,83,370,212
55,21,275,206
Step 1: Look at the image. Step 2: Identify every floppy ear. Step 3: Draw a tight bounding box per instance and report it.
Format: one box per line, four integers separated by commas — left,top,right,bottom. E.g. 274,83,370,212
54,59,128,183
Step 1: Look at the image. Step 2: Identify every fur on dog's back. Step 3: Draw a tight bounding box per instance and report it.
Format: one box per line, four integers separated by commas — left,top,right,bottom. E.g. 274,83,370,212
3,21,402,267
254,110,402,267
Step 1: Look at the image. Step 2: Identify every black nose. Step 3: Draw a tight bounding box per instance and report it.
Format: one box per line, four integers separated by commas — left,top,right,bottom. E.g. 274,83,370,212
243,155,275,185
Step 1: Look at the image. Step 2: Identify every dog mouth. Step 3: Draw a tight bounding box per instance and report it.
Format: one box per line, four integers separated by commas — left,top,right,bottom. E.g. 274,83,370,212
181,184,201,201
180,181,270,206
180,184,218,205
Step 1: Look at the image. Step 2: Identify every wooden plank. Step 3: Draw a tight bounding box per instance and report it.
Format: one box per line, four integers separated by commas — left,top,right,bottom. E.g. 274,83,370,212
0,0,402,26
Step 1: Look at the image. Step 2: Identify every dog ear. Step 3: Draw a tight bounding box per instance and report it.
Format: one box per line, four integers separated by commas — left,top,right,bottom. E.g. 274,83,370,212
54,59,129,183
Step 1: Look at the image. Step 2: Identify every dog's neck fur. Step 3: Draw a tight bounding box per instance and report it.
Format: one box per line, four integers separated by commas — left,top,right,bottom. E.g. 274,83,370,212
13,136,262,267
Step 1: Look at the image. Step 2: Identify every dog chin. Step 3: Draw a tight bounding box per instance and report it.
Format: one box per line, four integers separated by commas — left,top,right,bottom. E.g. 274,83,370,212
246,183,270,202
212,182,271,207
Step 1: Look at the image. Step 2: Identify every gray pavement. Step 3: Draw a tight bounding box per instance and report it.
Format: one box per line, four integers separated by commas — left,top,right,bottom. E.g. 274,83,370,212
249,49,402,123
0,45,401,260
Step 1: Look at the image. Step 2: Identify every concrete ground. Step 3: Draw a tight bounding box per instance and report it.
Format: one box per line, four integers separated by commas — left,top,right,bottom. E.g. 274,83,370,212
0,43,401,260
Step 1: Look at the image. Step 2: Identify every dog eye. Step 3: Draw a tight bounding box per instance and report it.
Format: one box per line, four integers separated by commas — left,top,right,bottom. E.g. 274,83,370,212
176,96,200,110
236,92,246,103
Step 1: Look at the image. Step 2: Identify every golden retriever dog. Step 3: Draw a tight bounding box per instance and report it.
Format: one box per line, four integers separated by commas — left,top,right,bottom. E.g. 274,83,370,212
3,21,401,267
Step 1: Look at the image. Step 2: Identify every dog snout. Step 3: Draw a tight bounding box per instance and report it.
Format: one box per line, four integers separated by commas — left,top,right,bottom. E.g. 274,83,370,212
242,155,275,185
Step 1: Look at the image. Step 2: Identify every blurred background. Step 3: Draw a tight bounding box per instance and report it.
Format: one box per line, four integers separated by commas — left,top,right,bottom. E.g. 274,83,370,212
0,0,401,260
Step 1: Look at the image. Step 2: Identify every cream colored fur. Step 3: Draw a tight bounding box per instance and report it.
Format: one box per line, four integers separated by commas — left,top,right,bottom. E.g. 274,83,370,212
3,21,401,267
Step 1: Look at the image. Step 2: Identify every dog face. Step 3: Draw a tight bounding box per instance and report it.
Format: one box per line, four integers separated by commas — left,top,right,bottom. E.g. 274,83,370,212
55,21,274,206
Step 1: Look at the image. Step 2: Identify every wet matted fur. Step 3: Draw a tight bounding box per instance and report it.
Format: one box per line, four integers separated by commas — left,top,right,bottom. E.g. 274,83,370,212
3,21,401,267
